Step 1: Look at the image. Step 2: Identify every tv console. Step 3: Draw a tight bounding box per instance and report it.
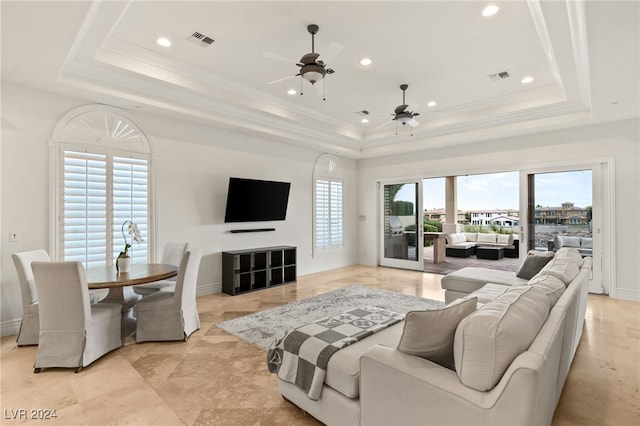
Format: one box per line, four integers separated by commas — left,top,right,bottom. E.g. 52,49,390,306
222,246,297,296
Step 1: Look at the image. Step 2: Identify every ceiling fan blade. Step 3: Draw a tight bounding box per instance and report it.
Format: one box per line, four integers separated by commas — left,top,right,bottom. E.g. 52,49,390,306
317,41,344,64
262,51,298,65
267,75,296,85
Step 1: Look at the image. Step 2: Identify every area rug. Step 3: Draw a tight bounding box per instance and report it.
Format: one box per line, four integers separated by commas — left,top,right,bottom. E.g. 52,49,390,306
217,285,444,350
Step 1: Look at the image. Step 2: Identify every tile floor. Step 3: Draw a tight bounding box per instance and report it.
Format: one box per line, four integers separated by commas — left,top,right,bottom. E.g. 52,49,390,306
1,265,638,425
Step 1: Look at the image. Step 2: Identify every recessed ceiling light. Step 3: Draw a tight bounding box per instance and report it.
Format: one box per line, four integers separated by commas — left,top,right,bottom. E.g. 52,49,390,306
482,5,500,17
361,118,369,124
157,37,172,47
360,58,373,66
287,89,297,95
521,76,534,84
427,101,437,107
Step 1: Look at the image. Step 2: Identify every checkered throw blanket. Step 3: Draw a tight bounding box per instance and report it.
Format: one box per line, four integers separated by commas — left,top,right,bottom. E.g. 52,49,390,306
267,306,403,400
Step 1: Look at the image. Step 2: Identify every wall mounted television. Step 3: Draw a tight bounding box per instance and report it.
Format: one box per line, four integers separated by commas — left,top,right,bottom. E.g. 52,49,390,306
224,177,291,223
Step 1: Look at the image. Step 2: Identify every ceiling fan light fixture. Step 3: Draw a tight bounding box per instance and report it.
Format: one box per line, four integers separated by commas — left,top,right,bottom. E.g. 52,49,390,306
301,64,326,84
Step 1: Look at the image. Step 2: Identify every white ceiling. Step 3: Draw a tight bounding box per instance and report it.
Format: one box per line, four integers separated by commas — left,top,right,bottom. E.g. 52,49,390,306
2,1,638,158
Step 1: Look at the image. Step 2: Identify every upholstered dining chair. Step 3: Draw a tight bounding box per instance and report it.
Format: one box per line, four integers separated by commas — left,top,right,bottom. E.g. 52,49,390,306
31,261,122,373
11,249,50,346
135,249,202,342
133,242,190,296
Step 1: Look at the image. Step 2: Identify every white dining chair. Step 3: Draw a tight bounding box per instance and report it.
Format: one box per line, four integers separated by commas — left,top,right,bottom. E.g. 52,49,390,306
11,249,50,346
135,249,202,342
31,261,122,373
134,242,189,296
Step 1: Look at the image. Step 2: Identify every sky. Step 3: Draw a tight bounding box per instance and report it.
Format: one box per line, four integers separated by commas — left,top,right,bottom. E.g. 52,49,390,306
394,170,593,210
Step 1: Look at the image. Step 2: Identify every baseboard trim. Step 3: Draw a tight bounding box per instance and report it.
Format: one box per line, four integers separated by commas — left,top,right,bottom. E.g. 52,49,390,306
197,281,222,297
611,288,640,302
1,318,21,339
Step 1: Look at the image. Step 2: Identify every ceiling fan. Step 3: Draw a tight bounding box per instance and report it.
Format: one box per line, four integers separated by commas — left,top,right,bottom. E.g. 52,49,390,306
264,24,342,100
392,84,420,133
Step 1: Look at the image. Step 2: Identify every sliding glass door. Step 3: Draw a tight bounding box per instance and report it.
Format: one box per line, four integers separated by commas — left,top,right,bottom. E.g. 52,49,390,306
379,180,423,270
525,168,604,294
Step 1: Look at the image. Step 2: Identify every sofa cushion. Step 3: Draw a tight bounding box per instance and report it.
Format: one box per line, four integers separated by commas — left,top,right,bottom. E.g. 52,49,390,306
441,267,529,294
453,285,550,391
397,297,477,369
325,322,403,398
477,233,497,244
463,232,478,242
554,247,584,266
466,283,508,305
516,253,554,279
448,233,466,244
528,275,566,306
536,258,580,286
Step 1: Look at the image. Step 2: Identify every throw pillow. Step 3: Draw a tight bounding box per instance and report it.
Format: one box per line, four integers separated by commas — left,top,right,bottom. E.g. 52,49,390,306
516,253,554,279
397,297,477,369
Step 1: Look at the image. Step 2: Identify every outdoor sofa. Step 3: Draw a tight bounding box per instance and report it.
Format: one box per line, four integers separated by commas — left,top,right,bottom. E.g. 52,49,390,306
445,232,519,258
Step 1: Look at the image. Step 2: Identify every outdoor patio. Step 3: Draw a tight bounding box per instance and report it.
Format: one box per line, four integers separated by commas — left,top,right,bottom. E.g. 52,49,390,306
423,245,521,275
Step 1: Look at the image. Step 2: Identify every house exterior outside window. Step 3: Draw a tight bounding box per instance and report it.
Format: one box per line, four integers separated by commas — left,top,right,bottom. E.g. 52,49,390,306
313,154,344,252
50,106,153,268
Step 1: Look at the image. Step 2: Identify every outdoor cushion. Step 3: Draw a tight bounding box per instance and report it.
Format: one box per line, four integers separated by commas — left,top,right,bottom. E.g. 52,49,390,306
555,235,581,248
454,285,550,391
448,233,466,244
581,238,593,249
463,232,478,242
398,297,477,369
447,242,477,249
496,234,513,245
477,233,497,244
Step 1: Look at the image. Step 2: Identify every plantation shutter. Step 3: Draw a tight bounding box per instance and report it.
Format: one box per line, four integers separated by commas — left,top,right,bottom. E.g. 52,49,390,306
315,179,330,249
330,181,343,247
112,156,149,264
314,178,343,250
63,151,108,268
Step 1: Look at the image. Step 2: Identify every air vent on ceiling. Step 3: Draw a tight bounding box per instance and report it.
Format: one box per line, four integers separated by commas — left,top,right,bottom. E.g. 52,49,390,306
487,71,511,81
188,31,215,47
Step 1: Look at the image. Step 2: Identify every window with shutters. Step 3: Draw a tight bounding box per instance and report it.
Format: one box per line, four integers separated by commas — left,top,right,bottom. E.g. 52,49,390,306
313,154,344,251
51,106,152,268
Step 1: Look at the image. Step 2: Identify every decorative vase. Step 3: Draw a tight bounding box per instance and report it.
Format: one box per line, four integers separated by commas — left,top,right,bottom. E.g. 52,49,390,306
117,257,131,273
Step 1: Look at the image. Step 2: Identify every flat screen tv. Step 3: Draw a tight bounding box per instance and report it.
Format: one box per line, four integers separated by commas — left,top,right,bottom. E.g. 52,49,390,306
224,177,291,222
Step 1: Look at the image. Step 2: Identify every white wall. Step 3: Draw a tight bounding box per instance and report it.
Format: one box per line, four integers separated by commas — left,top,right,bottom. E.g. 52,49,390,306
1,83,358,335
358,119,640,301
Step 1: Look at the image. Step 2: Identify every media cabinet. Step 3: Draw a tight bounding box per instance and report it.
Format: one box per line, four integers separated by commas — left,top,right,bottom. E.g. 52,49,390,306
222,246,297,295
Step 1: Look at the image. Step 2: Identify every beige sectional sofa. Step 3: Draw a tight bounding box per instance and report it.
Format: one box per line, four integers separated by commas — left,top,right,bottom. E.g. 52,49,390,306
276,248,592,425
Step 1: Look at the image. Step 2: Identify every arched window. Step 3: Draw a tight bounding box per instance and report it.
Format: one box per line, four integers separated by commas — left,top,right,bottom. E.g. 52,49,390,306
50,105,153,267
313,154,343,252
